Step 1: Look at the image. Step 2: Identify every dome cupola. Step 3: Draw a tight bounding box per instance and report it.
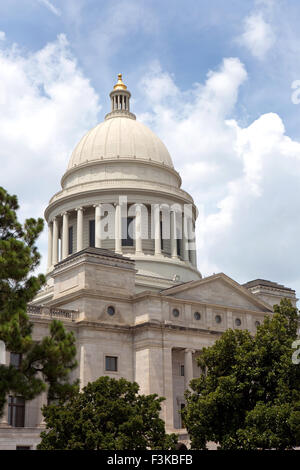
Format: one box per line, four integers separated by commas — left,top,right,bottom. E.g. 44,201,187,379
105,73,136,121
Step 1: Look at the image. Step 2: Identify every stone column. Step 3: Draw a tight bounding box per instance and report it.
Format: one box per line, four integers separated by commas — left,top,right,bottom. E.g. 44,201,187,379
184,348,195,391
190,220,197,267
182,213,189,262
154,204,161,256
135,204,142,254
95,204,102,248
162,347,174,431
115,204,122,254
76,207,83,252
79,343,93,390
62,212,69,260
188,217,197,266
52,217,59,265
170,210,178,259
0,400,9,427
60,234,63,261
79,344,85,390
37,391,48,427
47,221,53,269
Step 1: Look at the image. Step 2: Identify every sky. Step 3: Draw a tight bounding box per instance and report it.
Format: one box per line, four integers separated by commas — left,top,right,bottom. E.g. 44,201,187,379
1,0,300,298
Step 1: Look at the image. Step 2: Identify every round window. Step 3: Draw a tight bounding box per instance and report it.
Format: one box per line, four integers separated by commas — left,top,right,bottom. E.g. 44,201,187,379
172,308,180,318
235,318,241,327
107,305,115,316
255,321,260,328
215,315,222,324
194,312,201,321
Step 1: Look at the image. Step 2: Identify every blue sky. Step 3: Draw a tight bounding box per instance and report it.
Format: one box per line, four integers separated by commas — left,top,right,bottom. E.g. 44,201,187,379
1,0,300,297
1,0,299,132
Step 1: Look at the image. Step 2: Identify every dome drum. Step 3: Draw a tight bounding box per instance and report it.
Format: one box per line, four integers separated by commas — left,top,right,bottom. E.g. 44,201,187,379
61,158,182,192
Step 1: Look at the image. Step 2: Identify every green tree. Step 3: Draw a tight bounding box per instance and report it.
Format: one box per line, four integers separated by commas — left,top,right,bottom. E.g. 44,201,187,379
38,376,178,450
182,298,300,450
0,186,78,417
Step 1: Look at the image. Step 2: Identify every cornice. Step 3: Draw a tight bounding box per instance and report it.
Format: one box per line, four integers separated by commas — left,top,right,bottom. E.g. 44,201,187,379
51,250,135,276
45,179,194,219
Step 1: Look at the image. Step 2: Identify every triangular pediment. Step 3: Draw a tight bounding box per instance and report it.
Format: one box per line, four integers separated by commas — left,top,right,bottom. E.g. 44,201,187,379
161,273,272,312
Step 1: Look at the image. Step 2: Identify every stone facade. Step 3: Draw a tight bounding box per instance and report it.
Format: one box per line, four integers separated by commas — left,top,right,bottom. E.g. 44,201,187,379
0,75,297,449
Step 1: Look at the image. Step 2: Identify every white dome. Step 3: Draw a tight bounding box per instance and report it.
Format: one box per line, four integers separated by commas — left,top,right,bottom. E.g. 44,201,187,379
68,116,174,170
45,75,201,289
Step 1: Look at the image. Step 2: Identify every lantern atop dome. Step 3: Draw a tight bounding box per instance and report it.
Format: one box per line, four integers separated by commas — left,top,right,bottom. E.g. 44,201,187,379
106,73,135,120
113,73,127,90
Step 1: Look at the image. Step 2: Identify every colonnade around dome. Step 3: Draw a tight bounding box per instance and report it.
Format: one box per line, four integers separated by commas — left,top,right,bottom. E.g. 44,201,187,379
46,202,197,273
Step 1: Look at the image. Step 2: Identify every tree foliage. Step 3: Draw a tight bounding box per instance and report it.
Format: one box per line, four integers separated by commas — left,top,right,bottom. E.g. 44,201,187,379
0,187,78,416
38,376,178,450
182,298,300,449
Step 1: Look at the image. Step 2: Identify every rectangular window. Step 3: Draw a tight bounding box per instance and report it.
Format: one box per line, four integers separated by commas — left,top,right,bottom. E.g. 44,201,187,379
68,226,73,255
180,364,185,377
89,220,95,247
122,217,134,246
160,220,164,251
177,238,181,257
16,446,31,450
10,353,22,369
8,396,25,427
105,356,118,372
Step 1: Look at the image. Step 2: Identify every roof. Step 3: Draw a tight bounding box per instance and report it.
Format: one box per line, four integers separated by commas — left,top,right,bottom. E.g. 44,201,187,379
67,116,174,170
160,272,273,312
243,279,295,292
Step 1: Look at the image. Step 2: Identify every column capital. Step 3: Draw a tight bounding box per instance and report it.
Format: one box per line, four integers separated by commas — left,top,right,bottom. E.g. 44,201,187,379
171,206,183,214
76,206,84,212
61,211,68,217
184,348,195,355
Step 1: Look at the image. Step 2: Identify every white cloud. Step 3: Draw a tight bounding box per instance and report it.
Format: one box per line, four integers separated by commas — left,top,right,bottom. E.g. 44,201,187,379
0,34,100,273
238,12,275,59
137,59,300,294
0,32,5,41
38,0,61,16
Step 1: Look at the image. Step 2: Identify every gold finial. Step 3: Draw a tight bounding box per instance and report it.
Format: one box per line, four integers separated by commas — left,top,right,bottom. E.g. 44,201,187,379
113,73,127,90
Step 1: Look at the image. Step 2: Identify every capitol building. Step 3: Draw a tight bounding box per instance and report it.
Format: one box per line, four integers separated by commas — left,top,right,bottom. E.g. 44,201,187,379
0,75,297,449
